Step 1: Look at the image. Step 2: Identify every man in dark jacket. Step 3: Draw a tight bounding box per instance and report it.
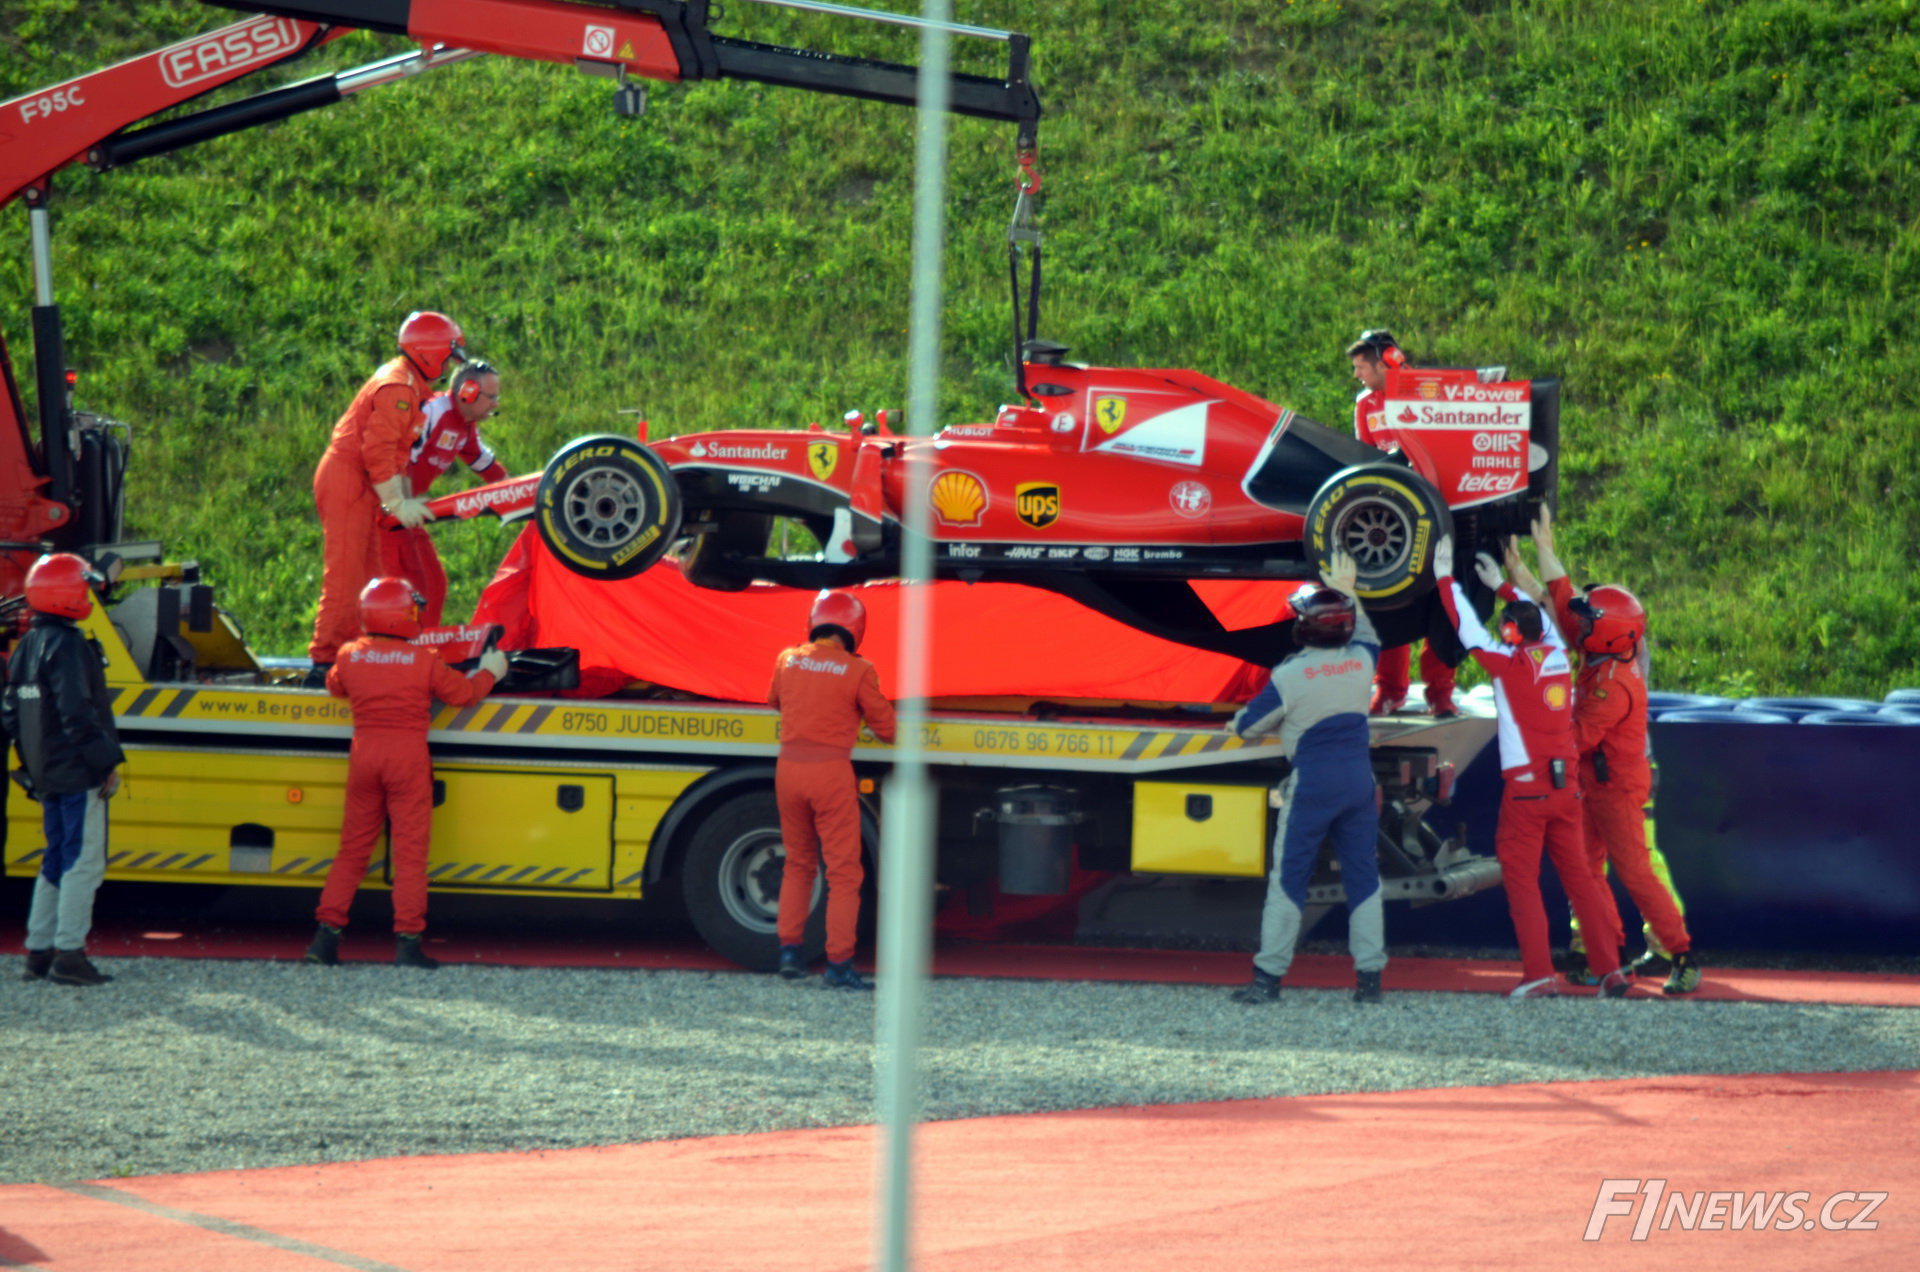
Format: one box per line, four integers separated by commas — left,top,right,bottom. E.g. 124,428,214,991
2,553,124,987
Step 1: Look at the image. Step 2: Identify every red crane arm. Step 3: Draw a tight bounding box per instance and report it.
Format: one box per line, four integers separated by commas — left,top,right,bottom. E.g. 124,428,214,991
0,15,344,209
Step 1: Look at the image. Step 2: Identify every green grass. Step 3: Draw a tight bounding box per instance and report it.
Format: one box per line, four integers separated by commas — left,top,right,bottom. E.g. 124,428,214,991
2,0,1916,695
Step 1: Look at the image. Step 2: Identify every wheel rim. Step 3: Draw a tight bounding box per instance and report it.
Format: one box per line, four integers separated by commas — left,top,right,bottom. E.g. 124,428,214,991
716,827,821,934
562,466,648,548
1335,495,1413,578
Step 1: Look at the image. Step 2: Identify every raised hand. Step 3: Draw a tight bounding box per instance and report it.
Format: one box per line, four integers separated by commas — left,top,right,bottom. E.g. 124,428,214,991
1322,548,1359,596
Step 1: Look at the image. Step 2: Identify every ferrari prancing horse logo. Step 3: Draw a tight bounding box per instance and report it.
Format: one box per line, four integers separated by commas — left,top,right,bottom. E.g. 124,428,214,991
1094,396,1127,434
807,442,838,482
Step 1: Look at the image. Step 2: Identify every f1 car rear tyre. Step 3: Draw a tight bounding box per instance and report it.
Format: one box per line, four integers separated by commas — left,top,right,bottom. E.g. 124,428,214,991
536,435,683,582
679,790,824,972
1304,464,1453,609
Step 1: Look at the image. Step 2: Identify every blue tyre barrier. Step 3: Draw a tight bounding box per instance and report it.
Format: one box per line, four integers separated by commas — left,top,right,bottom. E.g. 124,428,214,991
1884,689,1920,708
1658,709,1795,724
1647,692,1731,718
1734,697,1879,720
1799,711,1916,726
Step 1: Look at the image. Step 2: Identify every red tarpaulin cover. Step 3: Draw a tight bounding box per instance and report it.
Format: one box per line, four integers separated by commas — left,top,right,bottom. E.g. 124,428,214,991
471,528,1291,704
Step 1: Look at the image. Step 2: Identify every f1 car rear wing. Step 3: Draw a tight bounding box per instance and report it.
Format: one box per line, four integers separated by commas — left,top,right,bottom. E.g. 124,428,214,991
1383,366,1560,535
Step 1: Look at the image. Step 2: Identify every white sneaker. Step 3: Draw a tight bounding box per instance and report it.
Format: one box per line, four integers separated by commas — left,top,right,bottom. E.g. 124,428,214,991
1509,976,1560,1001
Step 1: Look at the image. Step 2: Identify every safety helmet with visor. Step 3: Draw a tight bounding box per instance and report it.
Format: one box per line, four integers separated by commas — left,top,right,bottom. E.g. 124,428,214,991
25,553,102,620
808,590,867,653
1568,585,1645,659
1290,584,1358,648
360,577,426,640
397,310,467,380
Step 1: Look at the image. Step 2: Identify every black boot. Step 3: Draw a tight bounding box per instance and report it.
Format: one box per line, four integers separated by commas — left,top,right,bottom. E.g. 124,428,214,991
777,945,806,981
49,949,113,986
1230,968,1282,1005
1354,969,1384,1005
305,923,342,966
821,959,872,991
21,949,53,981
395,934,440,970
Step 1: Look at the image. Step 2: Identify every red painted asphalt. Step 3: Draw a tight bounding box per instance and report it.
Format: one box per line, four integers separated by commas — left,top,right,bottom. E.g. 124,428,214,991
9,911,1917,1007
3,1072,1914,1271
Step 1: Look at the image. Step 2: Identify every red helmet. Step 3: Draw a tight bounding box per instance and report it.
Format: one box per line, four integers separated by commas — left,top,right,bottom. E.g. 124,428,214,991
397,310,466,380
808,590,867,652
25,553,101,620
1289,584,1357,648
1569,585,1645,658
360,577,425,640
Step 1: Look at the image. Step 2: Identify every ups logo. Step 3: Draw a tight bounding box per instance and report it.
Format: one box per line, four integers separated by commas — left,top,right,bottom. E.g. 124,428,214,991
1015,482,1061,529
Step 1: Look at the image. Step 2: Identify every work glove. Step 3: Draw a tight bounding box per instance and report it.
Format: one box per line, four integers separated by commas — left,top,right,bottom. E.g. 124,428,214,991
375,476,435,529
1432,535,1454,580
478,649,509,681
1321,548,1358,597
1474,552,1504,590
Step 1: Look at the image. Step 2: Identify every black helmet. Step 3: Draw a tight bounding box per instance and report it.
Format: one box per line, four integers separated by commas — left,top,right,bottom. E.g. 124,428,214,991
1499,598,1545,644
1345,329,1398,359
1291,584,1358,647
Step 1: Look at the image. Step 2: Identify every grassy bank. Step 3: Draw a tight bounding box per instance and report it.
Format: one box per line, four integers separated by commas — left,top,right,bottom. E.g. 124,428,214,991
2,0,1916,693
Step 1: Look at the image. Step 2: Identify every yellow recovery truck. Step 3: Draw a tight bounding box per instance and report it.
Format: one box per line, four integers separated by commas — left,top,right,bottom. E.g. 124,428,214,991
0,2,1505,967
3,574,1501,968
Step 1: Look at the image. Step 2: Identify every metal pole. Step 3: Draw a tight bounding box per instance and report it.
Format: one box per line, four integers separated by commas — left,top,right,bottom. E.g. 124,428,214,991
873,1,950,1268
29,204,55,306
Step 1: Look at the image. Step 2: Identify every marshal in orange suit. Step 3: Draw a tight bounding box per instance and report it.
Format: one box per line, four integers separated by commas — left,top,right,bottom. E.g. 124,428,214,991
307,311,466,676
769,590,897,991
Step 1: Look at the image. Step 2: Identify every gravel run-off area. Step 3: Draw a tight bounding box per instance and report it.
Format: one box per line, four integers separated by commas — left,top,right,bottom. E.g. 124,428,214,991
3,956,1916,1185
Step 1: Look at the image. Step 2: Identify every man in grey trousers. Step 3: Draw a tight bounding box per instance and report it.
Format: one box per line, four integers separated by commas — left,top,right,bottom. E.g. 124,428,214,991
1227,549,1386,1005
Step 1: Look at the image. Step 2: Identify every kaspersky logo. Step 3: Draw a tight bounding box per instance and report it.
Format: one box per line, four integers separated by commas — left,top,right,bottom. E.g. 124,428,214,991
1015,482,1060,528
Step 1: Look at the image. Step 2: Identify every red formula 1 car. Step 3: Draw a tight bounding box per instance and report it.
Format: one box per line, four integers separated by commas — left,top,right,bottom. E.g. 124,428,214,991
428,344,1558,667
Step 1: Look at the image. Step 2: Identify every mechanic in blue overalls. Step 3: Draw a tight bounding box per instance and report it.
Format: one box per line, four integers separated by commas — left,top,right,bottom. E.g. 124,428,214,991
1227,548,1386,1005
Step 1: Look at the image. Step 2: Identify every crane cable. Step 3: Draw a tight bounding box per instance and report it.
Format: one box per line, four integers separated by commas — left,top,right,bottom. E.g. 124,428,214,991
1007,144,1042,402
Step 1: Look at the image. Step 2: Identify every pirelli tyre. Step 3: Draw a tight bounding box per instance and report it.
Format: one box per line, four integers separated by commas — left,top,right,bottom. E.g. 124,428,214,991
536,435,683,581
1304,464,1453,609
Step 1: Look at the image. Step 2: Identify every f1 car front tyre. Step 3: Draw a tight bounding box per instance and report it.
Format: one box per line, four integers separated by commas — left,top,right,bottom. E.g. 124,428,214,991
1304,464,1453,609
536,435,683,581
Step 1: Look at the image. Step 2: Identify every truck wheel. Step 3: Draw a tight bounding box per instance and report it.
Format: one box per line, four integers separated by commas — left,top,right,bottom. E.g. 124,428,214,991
1304,464,1452,609
536,435,683,581
679,790,823,971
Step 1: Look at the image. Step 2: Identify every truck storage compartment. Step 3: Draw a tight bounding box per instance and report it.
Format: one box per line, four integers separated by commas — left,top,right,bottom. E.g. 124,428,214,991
1130,781,1269,878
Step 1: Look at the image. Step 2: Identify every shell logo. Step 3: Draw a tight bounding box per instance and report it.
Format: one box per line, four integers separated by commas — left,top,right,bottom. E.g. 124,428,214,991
1417,381,1442,400
1543,682,1569,711
930,470,988,526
